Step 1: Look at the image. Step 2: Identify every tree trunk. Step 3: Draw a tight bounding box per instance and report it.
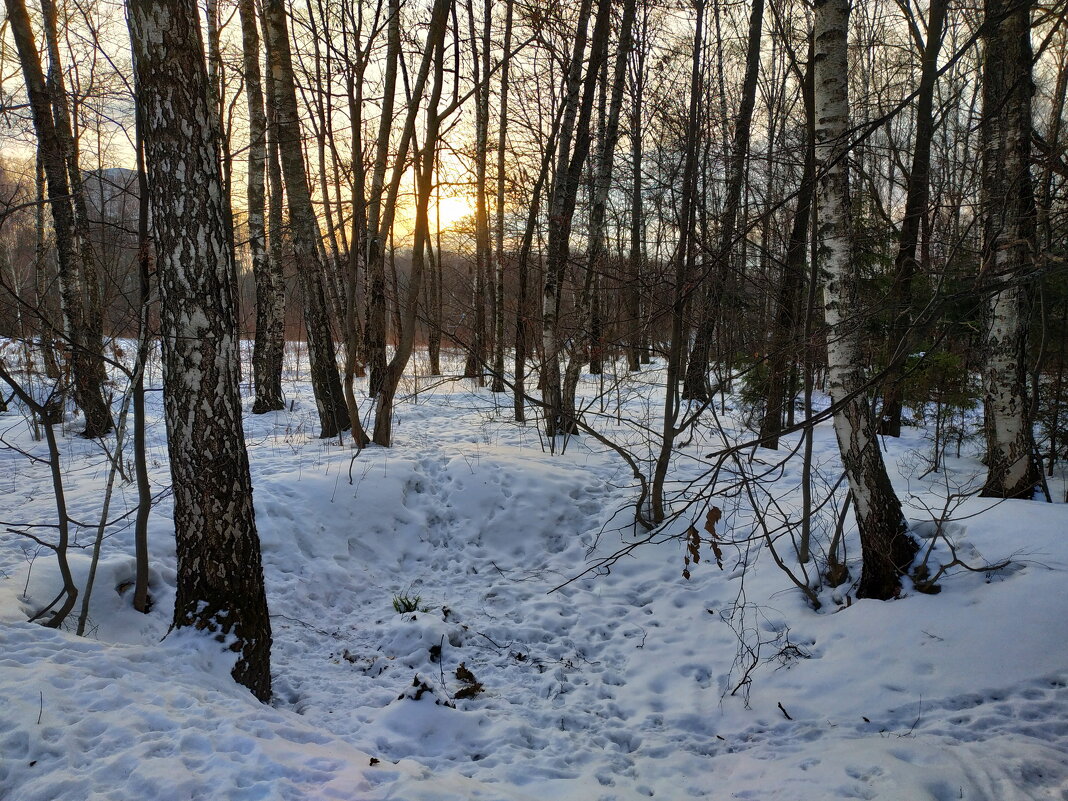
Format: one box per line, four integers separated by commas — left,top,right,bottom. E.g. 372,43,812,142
563,0,637,401
241,0,285,414
127,0,272,700
491,0,514,394
263,35,288,379
814,0,915,600
263,0,349,438
7,0,112,437
626,14,647,373
427,168,443,377
40,0,113,437
512,112,561,423
650,0,704,523
462,0,490,386
365,0,401,400
979,0,1040,499
878,0,948,437
131,91,153,615
682,0,764,402
760,43,815,450
543,0,612,439
371,0,451,447
342,4,371,446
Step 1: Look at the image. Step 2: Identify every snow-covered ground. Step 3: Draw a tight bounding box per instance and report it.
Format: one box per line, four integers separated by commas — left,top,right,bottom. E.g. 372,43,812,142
1,347,1067,800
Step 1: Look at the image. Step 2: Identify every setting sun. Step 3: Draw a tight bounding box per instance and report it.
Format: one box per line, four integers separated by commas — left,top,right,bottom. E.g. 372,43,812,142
431,194,474,231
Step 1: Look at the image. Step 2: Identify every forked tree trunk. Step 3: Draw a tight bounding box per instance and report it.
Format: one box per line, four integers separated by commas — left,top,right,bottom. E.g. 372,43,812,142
979,0,1040,499
813,0,916,600
263,0,349,438
365,0,401,400
543,0,611,439
127,0,272,700
7,0,112,437
371,0,451,446
562,0,636,403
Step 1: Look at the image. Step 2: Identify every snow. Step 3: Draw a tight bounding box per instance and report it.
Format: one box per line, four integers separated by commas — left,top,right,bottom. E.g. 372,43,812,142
1,347,1067,800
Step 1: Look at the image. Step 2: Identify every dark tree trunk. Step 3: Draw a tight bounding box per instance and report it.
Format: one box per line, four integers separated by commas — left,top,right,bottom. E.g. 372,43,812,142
6,0,112,438
878,0,948,437
370,0,451,446
365,0,401,399
760,45,815,450
626,16,647,373
463,0,490,387
491,0,514,394
131,92,153,615
682,0,764,402
651,0,704,523
543,0,612,439
263,0,349,438
241,0,286,414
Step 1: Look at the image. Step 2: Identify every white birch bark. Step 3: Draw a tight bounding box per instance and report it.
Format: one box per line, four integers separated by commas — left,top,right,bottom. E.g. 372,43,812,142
127,0,272,700
979,0,1039,499
814,0,914,599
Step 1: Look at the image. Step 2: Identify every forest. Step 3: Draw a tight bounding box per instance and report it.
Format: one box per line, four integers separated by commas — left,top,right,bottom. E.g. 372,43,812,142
1,0,1067,798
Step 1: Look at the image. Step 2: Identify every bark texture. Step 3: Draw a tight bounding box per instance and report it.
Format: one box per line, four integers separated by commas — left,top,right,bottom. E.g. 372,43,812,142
543,0,611,439
760,49,814,450
979,0,1040,499
682,0,764,402
128,0,272,701
368,0,452,446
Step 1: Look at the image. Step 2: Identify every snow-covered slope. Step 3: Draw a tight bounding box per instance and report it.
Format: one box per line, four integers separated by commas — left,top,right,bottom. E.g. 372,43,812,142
1,352,1066,800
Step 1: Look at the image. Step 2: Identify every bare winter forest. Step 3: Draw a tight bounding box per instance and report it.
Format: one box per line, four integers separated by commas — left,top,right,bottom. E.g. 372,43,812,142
1,0,1068,798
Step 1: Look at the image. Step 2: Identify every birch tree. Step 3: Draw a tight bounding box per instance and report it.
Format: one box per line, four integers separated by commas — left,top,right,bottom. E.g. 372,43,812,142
813,0,916,599
127,0,272,700
5,0,112,437
979,0,1040,499
263,0,349,439
240,0,286,414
